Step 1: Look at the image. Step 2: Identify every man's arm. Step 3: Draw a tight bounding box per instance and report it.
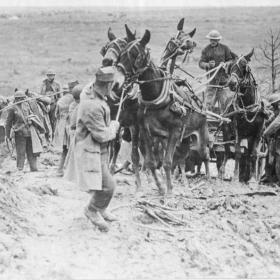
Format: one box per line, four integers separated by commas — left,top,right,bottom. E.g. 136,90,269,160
224,45,237,62
81,103,118,143
199,48,210,70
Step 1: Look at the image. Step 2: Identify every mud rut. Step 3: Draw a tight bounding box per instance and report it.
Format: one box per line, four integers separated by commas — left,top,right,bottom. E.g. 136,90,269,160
1,149,280,279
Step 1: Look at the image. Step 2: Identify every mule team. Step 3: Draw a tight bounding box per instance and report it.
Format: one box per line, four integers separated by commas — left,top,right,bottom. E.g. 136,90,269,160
4,20,280,231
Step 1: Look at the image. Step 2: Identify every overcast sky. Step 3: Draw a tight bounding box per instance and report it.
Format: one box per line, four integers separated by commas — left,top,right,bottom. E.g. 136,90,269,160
0,0,279,7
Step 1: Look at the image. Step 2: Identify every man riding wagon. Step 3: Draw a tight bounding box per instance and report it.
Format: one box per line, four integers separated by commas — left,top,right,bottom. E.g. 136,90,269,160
199,30,237,113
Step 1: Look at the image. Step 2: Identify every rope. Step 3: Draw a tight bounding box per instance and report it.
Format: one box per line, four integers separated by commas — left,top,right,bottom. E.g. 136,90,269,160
193,63,225,92
115,87,127,121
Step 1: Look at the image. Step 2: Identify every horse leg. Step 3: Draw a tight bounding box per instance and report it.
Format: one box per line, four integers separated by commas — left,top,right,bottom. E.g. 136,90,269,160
218,148,229,180
109,129,121,174
199,125,210,179
179,162,189,188
129,125,142,191
163,130,180,195
233,119,241,182
140,125,165,195
218,124,231,179
248,137,261,186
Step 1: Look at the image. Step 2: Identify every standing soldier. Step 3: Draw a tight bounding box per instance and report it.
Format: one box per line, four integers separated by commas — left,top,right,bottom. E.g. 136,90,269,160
199,30,237,112
64,67,119,232
40,69,61,134
5,91,44,172
56,84,82,177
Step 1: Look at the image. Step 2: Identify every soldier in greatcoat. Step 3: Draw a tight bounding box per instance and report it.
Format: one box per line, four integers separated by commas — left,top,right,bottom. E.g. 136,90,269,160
64,67,119,232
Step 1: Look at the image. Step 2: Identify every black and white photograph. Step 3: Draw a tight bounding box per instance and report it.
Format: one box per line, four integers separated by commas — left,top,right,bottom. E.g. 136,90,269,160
0,0,280,279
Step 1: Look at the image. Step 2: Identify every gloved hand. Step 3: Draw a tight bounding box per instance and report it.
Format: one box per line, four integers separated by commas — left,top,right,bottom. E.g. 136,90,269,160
111,120,120,134
209,60,216,69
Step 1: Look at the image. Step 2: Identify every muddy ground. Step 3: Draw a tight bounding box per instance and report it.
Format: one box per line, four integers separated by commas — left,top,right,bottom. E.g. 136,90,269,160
0,147,280,280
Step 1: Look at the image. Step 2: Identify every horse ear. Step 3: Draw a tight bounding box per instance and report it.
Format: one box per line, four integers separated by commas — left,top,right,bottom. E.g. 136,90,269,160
139,30,150,47
107,27,116,41
188,28,196,38
125,24,136,42
244,48,254,61
177,18,184,31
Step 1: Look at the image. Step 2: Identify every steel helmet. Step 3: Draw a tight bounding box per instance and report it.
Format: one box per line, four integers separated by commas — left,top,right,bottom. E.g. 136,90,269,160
62,84,70,94
46,68,55,75
206,30,222,40
71,84,83,100
14,90,26,99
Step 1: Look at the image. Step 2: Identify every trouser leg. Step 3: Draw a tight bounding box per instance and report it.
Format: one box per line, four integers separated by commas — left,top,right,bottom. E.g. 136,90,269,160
26,137,38,171
57,145,68,174
15,134,26,170
49,103,56,135
88,161,116,211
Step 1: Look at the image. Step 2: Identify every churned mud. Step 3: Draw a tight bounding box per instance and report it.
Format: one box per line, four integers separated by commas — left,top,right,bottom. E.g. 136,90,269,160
0,148,280,279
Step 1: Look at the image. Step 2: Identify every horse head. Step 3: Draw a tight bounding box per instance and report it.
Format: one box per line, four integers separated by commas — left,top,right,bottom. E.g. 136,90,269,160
160,18,196,68
115,29,151,92
227,48,254,92
100,25,136,67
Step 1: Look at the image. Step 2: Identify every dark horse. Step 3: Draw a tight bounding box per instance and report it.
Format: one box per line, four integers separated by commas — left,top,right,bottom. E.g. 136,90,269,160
219,49,268,184
115,30,209,195
100,24,137,172
101,20,197,191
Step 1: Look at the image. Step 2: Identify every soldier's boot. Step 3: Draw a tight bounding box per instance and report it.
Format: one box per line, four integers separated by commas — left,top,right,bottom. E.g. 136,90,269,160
56,150,67,177
99,209,118,222
29,157,38,172
84,207,109,232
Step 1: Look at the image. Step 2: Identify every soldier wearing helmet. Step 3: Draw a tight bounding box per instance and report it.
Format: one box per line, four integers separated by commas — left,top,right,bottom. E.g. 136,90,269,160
40,68,61,134
5,90,45,171
199,30,237,112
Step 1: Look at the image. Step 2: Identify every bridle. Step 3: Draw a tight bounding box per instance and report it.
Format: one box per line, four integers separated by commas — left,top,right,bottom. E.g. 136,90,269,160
117,40,151,86
225,55,260,123
229,56,256,91
100,38,128,65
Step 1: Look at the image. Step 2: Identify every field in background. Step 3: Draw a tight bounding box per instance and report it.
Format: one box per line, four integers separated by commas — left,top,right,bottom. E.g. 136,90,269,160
0,6,279,96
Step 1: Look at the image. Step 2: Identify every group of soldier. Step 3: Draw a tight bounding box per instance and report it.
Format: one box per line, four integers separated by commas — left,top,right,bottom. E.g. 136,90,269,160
5,65,119,232
4,28,280,232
